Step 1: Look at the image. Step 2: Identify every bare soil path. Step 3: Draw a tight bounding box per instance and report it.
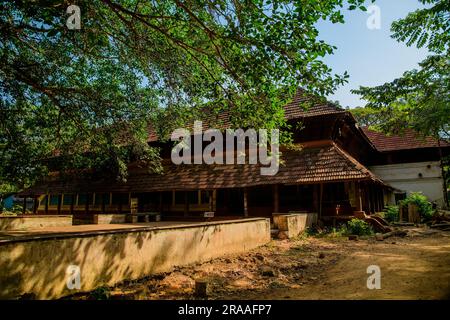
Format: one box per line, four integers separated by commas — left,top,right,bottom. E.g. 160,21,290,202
71,228,450,300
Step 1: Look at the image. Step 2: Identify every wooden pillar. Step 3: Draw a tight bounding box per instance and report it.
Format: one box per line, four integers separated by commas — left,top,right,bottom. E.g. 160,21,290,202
159,192,163,213
362,183,367,213
319,184,324,218
71,194,75,215
208,190,215,212
128,192,132,210
273,184,279,213
380,188,384,210
374,186,381,212
22,197,27,214
86,194,90,214
373,185,380,212
212,190,216,212
224,189,230,214
45,194,49,214
312,185,319,212
356,182,363,212
243,188,248,217
57,195,62,214
184,191,189,217
33,196,38,214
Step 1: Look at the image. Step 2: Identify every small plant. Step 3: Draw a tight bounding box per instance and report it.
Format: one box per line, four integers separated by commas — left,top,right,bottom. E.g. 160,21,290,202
11,204,24,213
384,205,399,222
328,225,348,237
346,218,373,236
400,192,433,221
0,211,17,216
304,225,348,238
90,286,111,300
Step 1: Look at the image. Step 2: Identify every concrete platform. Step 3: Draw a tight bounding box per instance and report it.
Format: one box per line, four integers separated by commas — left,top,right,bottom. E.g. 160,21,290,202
0,218,271,299
0,221,200,243
0,215,72,231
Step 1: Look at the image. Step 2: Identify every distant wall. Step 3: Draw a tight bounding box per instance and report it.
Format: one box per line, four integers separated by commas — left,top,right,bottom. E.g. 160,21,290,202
0,218,270,299
273,213,317,238
369,161,445,207
0,215,72,231
93,214,127,224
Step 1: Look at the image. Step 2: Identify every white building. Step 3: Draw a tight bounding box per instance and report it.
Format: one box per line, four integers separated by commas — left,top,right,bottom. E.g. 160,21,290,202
362,128,449,208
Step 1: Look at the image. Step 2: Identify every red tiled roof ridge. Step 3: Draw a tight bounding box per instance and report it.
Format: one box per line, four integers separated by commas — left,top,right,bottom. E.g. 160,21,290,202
330,142,384,185
148,90,346,142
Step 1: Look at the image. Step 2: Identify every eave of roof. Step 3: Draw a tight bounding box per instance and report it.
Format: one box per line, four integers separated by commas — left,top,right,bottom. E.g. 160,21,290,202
19,141,388,196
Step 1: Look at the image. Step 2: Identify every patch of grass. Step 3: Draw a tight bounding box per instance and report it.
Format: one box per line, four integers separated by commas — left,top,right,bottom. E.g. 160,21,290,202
305,225,347,238
292,229,313,240
305,219,374,237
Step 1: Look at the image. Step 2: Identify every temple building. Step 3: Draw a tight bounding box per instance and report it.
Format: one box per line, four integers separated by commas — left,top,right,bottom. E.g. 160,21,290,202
19,91,450,223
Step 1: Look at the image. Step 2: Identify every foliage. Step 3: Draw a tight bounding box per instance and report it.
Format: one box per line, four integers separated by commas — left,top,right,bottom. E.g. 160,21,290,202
400,192,434,221
384,205,399,223
391,0,449,54
304,220,375,238
0,0,371,190
303,225,344,238
352,54,449,139
304,224,350,238
89,286,111,300
0,211,17,216
0,183,16,213
350,106,383,127
11,203,24,213
352,0,449,140
346,218,374,236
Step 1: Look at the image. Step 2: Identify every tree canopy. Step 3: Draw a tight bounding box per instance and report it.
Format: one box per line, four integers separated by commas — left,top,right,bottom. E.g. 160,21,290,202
1,0,370,192
352,0,449,139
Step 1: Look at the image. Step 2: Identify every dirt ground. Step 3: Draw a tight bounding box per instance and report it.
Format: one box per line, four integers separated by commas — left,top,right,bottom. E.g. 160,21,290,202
71,227,450,300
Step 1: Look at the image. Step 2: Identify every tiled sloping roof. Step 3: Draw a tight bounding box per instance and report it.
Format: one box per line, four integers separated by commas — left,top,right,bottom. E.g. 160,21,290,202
362,127,450,152
283,90,345,120
20,142,384,195
148,90,345,142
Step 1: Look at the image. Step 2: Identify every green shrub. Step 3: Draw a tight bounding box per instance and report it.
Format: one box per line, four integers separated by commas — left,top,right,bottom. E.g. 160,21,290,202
400,192,433,221
346,218,373,236
384,205,399,222
90,287,111,300
12,204,23,213
303,225,346,238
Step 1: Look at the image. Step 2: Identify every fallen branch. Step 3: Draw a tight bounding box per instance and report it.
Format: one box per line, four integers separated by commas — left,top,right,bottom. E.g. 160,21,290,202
392,222,415,227
429,223,450,229
375,230,408,241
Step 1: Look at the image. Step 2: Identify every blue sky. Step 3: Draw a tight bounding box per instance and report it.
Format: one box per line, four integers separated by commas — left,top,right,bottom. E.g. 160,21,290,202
316,0,429,108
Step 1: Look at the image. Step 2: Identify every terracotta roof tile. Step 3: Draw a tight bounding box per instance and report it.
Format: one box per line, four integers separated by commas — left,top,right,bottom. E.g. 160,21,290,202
282,90,345,120
148,90,345,142
361,127,450,152
21,142,385,195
